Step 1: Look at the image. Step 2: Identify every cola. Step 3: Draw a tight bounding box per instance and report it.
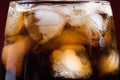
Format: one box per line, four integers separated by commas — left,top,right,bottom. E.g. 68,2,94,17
1,0,120,80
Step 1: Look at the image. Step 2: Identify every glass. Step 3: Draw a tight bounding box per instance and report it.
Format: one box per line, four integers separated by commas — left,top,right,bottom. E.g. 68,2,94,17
1,0,120,80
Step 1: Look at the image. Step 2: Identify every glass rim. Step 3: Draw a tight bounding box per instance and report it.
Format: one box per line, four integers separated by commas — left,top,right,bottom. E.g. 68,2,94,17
13,0,110,4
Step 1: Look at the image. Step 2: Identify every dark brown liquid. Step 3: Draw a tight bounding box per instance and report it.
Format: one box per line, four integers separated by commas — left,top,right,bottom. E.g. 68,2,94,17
1,1,120,80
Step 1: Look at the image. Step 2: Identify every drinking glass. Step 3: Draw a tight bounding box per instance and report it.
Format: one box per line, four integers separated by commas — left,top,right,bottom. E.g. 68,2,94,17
1,0,120,80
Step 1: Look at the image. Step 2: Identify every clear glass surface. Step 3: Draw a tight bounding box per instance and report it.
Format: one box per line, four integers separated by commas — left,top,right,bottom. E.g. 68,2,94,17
1,0,120,80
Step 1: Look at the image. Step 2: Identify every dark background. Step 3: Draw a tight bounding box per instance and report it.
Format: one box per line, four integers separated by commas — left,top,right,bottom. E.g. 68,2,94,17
0,0,120,79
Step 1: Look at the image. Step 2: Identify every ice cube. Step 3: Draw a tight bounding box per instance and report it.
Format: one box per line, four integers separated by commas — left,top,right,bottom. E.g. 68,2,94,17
24,10,67,43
